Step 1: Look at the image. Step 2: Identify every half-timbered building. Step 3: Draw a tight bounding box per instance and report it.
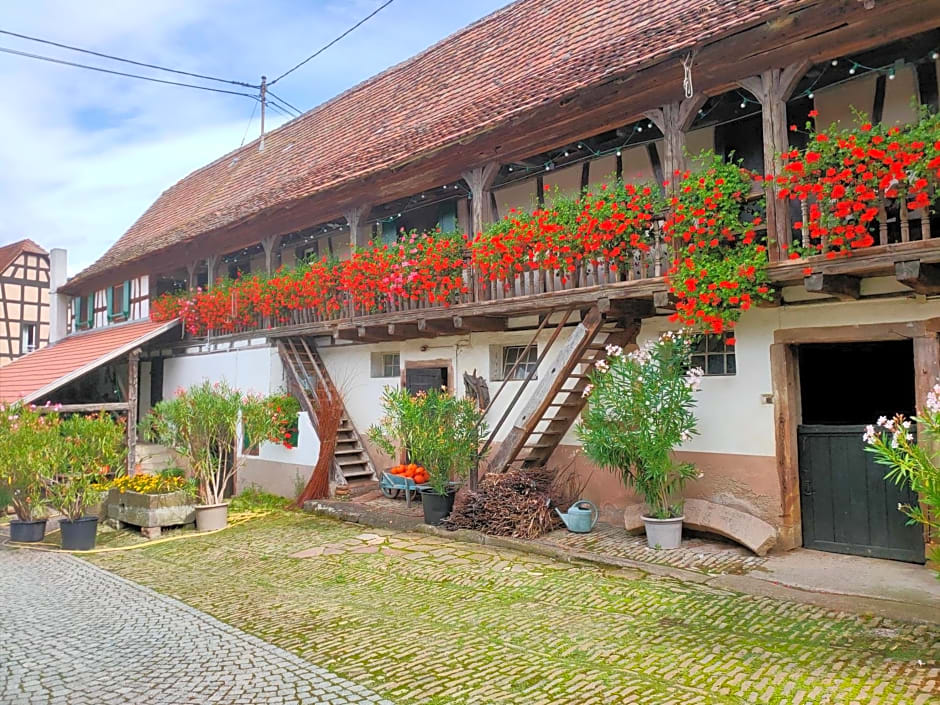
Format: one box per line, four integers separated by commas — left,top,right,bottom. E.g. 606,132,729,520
0,239,50,366
3,0,939,563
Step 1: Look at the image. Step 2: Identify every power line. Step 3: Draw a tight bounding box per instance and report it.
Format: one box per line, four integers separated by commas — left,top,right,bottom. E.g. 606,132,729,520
240,99,259,147
0,28,257,88
269,0,395,85
0,45,258,98
267,89,302,116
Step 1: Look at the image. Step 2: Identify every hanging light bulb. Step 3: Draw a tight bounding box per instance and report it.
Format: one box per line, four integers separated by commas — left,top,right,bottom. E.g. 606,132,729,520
615,149,622,157
848,64,856,75
576,143,583,149
637,125,643,132
831,59,839,66
740,100,747,109
563,150,569,157
808,91,814,100
933,51,940,61
888,69,896,80
508,166,514,172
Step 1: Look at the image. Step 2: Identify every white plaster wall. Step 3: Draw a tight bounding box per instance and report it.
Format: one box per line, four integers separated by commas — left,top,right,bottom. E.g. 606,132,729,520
320,292,940,463
161,343,319,467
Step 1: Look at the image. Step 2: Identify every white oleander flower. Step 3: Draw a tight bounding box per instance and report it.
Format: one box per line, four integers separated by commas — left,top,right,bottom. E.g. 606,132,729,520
862,424,876,444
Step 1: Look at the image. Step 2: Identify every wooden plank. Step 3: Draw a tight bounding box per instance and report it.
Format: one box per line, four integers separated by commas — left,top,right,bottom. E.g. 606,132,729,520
803,273,860,300
895,260,940,295
774,321,927,345
37,402,130,413
770,342,802,550
126,349,139,474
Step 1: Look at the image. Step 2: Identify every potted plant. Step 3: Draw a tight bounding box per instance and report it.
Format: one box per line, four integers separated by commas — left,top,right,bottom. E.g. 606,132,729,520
0,402,59,542
143,381,296,531
368,387,485,525
578,332,702,549
48,412,126,551
105,469,197,533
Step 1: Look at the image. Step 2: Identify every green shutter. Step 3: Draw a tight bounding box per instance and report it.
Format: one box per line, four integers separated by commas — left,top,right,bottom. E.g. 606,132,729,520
122,280,131,319
438,202,457,233
105,287,114,321
71,297,81,332
85,294,94,328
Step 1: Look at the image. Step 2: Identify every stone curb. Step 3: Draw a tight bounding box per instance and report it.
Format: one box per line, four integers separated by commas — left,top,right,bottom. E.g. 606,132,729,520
303,500,940,625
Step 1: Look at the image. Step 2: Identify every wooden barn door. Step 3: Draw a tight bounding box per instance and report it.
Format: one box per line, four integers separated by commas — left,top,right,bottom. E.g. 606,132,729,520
797,425,924,562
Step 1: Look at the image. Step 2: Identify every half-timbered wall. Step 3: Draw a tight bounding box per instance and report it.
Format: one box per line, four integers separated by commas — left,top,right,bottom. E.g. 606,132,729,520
0,251,50,366
72,274,149,334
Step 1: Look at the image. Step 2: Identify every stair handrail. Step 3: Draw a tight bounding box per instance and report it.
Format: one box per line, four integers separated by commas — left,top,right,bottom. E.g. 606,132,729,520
477,307,575,462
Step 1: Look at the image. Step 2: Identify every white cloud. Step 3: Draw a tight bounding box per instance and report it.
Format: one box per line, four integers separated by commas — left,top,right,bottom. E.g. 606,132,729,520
0,0,508,276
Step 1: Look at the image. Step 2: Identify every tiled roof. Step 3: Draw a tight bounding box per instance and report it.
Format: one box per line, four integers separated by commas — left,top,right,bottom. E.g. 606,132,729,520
67,0,804,289
0,238,47,273
0,319,178,403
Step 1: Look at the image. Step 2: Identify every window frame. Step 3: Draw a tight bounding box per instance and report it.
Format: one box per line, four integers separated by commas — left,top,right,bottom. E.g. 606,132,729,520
21,323,37,353
499,344,539,381
690,333,736,377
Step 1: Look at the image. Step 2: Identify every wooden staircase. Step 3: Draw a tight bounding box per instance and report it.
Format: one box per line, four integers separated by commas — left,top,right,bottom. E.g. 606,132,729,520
486,303,640,473
277,337,376,485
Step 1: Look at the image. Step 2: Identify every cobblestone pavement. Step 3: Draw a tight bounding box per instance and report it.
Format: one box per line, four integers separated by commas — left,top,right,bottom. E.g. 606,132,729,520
0,548,392,705
536,522,766,575
83,512,940,705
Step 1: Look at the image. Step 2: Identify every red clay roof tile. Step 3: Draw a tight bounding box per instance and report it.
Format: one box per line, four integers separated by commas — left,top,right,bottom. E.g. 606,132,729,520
67,0,804,289
0,319,178,403
0,239,48,273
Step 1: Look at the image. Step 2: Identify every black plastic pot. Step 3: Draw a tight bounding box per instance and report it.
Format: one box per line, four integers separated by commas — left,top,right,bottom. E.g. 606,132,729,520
9,518,47,543
59,516,98,551
420,489,456,526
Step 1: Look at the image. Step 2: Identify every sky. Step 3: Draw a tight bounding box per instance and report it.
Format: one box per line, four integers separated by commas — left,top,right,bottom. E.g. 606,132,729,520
0,0,509,276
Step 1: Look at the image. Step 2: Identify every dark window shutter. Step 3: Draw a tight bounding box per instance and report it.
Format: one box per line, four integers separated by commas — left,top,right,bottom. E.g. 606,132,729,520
106,287,114,321
72,297,81,332
381,220,398,244
122,280,131,318
85,294,95,328
438,202,457,232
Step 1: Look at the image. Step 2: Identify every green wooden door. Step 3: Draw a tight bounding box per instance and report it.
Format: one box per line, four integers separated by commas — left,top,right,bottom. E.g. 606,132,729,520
798,425,924,563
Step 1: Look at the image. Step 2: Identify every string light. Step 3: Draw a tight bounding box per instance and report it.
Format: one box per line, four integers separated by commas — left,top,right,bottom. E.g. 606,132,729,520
933,51,939,61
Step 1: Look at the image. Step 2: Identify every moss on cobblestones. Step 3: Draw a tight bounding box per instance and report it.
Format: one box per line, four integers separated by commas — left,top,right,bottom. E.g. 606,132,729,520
86,512,940,705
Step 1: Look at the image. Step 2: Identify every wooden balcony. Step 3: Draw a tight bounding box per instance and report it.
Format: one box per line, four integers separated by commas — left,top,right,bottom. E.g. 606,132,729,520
189,230,940,345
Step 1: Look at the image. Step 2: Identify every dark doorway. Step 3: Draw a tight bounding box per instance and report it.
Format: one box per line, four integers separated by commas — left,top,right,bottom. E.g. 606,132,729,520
405,366,448,394
797,341,924,562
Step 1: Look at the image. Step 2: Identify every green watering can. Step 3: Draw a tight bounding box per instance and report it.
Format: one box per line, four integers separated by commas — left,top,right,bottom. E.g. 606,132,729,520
555,499,599,533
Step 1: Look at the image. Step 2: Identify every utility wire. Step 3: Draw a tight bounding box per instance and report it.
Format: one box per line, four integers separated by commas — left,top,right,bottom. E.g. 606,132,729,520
240,99,259,147
267,89,302,116
269,0,395,85
0,28,257,88
0,45,258,98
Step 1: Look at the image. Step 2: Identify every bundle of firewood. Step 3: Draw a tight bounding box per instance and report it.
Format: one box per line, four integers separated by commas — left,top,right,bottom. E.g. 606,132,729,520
443,464,581,539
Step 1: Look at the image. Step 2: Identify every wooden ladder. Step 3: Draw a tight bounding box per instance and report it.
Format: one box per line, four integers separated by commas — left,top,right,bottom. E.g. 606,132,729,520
277,337,376,485
486,304,640,473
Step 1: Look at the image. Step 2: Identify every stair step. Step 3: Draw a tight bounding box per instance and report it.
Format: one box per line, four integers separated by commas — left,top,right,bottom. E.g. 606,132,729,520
335,447,364,456
547,401,582,408
342,468,375,479
337,457,370,467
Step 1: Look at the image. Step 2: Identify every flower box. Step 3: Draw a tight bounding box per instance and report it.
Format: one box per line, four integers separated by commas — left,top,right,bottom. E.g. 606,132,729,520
107,488,195,528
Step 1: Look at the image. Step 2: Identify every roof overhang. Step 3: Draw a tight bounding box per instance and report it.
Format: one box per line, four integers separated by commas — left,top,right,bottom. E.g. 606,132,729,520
0,319,180,405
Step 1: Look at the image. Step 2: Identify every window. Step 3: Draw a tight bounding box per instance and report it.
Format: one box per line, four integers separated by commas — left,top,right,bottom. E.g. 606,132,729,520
493,344,538,381
690,333,736,376
21,323,36,353
72,294,94,331
370,352,400,378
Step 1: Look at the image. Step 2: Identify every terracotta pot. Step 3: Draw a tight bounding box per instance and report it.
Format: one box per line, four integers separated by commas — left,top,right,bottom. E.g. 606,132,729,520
9,518,47,543
59,516,98,551
642,515,684,550
195,503,229,532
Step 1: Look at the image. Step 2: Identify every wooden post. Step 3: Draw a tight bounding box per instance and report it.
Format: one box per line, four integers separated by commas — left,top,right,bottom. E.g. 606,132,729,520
186,261,198,290
345,205,372,250
770,342,802,550
913,333,940,555
206,255,219,289
261,235,279,274
645,94,706,195
738,62,811,260
461,163,500,236
127,349,140,475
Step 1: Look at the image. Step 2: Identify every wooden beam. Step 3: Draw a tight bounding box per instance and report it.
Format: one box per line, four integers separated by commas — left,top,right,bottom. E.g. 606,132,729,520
261,235,279,274
206,255,219,288
461,163,500,235
387,322,420,339
895,259,940,295
652,289,675,314
127,349,140,475
36,402,130,413
645,94,707,193
416,318,450,336
803,273,860,300
345,205,372,249
452,315,508,333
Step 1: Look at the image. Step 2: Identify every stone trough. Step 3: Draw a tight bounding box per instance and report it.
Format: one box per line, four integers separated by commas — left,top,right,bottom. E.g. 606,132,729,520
107,489,195,539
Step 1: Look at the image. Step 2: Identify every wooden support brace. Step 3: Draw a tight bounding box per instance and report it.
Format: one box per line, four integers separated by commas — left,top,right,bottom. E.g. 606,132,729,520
645,94,706,192
345,205,372,249
895,260,940,295
804,273,860,300
388,322,421,339
261,235,279,274
461,162,500,235
206,255,219,289
652,289,675,314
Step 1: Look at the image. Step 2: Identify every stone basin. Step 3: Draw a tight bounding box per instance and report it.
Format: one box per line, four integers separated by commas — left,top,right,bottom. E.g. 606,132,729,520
107,489,195,529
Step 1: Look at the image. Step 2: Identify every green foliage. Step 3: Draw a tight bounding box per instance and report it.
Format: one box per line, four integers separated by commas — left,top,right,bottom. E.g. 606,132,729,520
46,412,127,521
0,403,63,520
368,387,486,495
577,332,701,519
230,486,291,512
864,389,940,573
143,381,297,505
